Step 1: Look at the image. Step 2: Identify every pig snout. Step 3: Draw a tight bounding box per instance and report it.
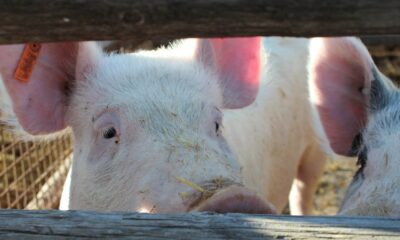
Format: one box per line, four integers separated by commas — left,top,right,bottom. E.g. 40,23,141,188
190,185,276,214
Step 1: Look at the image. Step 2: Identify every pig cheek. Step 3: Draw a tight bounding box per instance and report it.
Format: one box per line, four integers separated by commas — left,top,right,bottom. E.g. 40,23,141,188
84,138,119,186
88,137,119,163
340,177,364,213
363,149,387,180
134,165,188,213
217,136,240,171
119,144,189,213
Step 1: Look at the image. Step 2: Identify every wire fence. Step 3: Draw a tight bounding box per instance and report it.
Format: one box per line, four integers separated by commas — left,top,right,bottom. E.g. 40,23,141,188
0,124,72,209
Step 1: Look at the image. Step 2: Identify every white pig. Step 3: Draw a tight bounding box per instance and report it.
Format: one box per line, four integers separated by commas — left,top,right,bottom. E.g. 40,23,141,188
308,37,400,216
0,37,326,214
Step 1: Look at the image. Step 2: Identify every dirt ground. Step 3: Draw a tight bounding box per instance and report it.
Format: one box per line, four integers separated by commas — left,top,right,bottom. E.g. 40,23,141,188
312,156,357,215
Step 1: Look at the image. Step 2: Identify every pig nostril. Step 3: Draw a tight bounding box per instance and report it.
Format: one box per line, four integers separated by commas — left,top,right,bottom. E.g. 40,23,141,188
192,186,276,214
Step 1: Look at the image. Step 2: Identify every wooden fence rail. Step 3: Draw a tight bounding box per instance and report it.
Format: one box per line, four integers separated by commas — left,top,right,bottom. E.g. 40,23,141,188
362,35,400,46
0,210,399,239
1,0,400,44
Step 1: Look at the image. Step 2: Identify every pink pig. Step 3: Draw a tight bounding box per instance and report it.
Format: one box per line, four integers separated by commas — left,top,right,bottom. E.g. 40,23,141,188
309,37,400,216
0,37,326,214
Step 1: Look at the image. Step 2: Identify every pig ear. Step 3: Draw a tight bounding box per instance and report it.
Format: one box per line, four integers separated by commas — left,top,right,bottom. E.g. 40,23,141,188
308,37,385,156
195,38,261,109
0,42,100,135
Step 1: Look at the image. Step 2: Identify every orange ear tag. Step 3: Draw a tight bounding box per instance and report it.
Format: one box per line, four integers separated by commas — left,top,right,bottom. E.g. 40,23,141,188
14,43,42,83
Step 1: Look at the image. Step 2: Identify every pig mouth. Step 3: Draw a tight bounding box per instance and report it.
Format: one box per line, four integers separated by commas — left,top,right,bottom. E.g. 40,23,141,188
182,178,238,209
182,180,276,214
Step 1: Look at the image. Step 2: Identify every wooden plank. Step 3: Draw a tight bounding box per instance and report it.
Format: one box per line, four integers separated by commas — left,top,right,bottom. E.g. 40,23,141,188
1,0,400,44
0,210,399,239
362,35,400,46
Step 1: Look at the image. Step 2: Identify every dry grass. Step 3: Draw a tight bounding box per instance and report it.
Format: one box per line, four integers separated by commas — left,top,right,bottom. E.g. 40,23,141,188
313,157,357,215
371,46,400,84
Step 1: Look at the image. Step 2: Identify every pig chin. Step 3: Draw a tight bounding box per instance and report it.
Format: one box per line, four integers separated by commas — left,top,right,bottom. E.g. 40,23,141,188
338,184,400,217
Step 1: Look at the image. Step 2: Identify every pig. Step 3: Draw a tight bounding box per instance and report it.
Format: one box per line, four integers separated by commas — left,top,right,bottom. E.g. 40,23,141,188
308,37,400,216
0,37,326,215
0,79,13,122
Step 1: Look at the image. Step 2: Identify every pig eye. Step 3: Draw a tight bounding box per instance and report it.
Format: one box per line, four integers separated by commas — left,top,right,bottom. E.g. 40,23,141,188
356,148,367,168
215,122,223,136
349,133,363,156
349,147,367,180
354,147,367,178
103,127,117,139
213,107,223,136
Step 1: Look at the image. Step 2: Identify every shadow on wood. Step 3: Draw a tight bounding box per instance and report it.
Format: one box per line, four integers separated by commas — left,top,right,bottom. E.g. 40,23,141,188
0,210,399,239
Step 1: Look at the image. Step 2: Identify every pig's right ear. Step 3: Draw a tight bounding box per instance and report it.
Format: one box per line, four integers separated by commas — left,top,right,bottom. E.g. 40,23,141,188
308,37,390,156
0,42,101,135
195,38,261,109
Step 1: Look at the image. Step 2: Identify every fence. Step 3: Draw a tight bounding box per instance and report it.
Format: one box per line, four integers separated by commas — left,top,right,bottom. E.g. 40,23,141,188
0,211,399,239
0,125,72,209
1,0,400,44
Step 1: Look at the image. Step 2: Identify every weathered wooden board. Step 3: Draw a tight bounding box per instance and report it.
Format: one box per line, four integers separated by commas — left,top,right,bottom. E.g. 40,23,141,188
1,0,400,44
0,210,399,239
362,35,400,46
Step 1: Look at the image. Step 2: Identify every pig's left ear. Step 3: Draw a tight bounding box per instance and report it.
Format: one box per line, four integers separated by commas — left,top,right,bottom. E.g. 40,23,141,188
196,38,261,109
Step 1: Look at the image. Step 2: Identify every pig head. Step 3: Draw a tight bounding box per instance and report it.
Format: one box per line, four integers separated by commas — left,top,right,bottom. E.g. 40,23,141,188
0,39,275,214
309,37,400,216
